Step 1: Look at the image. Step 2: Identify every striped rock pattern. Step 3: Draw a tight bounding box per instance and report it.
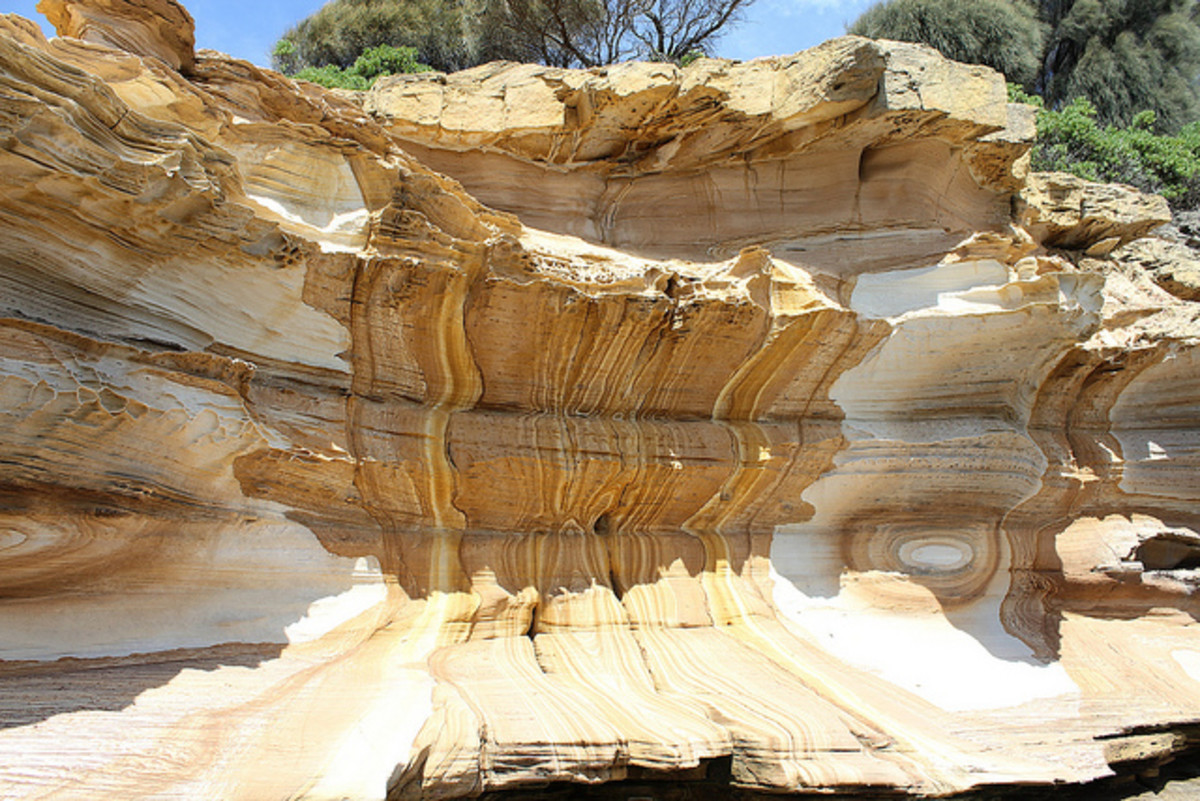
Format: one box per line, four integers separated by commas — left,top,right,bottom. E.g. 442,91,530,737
0,1,1198,798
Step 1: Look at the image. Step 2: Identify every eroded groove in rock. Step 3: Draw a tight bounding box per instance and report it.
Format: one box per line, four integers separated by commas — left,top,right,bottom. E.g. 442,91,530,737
1,1,1199,798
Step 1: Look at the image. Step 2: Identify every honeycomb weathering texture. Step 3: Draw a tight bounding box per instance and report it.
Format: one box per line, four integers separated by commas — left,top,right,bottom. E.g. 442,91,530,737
1,0,1200,797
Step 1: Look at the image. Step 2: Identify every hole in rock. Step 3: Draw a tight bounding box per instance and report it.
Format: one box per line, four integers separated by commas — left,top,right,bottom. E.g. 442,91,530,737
1135,534,1200,571
90,506,130,518
524,602,538,641
705,754,733,782
608,566,623,601
125,336,186,353
474,756,772,800
591,513,623,600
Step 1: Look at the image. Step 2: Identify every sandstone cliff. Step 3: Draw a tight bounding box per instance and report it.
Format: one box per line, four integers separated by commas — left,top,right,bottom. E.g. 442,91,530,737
1,1,1199,798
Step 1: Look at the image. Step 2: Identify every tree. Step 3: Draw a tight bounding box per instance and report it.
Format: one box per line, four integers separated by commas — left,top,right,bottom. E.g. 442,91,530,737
273,0,501,74
849,0,1046,86
1038,0,1200,131
850,0,1200,132
636,0,749,62
273,0,753,75
493,0,752,66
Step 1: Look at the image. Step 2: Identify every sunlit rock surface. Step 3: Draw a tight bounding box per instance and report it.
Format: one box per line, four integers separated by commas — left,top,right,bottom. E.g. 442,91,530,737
2,0,1199,798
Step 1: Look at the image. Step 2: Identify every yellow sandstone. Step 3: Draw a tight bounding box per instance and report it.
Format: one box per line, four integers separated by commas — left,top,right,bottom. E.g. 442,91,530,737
0,0,1198,798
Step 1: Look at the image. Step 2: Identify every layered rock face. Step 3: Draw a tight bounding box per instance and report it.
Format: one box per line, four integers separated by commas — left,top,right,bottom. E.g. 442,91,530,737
1,1,1199,798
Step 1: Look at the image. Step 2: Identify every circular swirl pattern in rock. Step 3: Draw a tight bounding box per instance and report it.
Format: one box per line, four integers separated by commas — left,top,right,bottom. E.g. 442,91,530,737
842,516,1000,605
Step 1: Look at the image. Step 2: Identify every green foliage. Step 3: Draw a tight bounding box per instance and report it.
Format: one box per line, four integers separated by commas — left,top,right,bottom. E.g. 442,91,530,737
1015,86,1200,208
849,0,1046,85
275,0,750,74
288,44,431,90
1040,0,1200,131
1007,82,1044,106
272,38,299,74
350,43,433,78
851,0,1200,133
272,0,492,74
293,63,371,90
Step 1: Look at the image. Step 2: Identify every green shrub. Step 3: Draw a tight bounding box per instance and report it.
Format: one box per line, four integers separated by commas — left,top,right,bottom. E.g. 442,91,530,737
350,43,431,79
293,63,371,90
286,44,431,90
1012,83,1200,209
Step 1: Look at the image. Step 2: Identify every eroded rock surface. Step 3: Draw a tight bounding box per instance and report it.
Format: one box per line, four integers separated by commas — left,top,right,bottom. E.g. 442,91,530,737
1,3,1199,799
1116,236,1200,302
36,0,195,72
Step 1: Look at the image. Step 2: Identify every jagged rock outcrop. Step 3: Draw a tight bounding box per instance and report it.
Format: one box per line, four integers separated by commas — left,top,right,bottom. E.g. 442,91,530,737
1018,171,1172,255
35,0,196,72
1116,236,1200,302
1,0,1199,798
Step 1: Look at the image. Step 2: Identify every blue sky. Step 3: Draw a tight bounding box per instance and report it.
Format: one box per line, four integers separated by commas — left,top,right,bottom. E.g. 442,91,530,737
2,0,877,67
